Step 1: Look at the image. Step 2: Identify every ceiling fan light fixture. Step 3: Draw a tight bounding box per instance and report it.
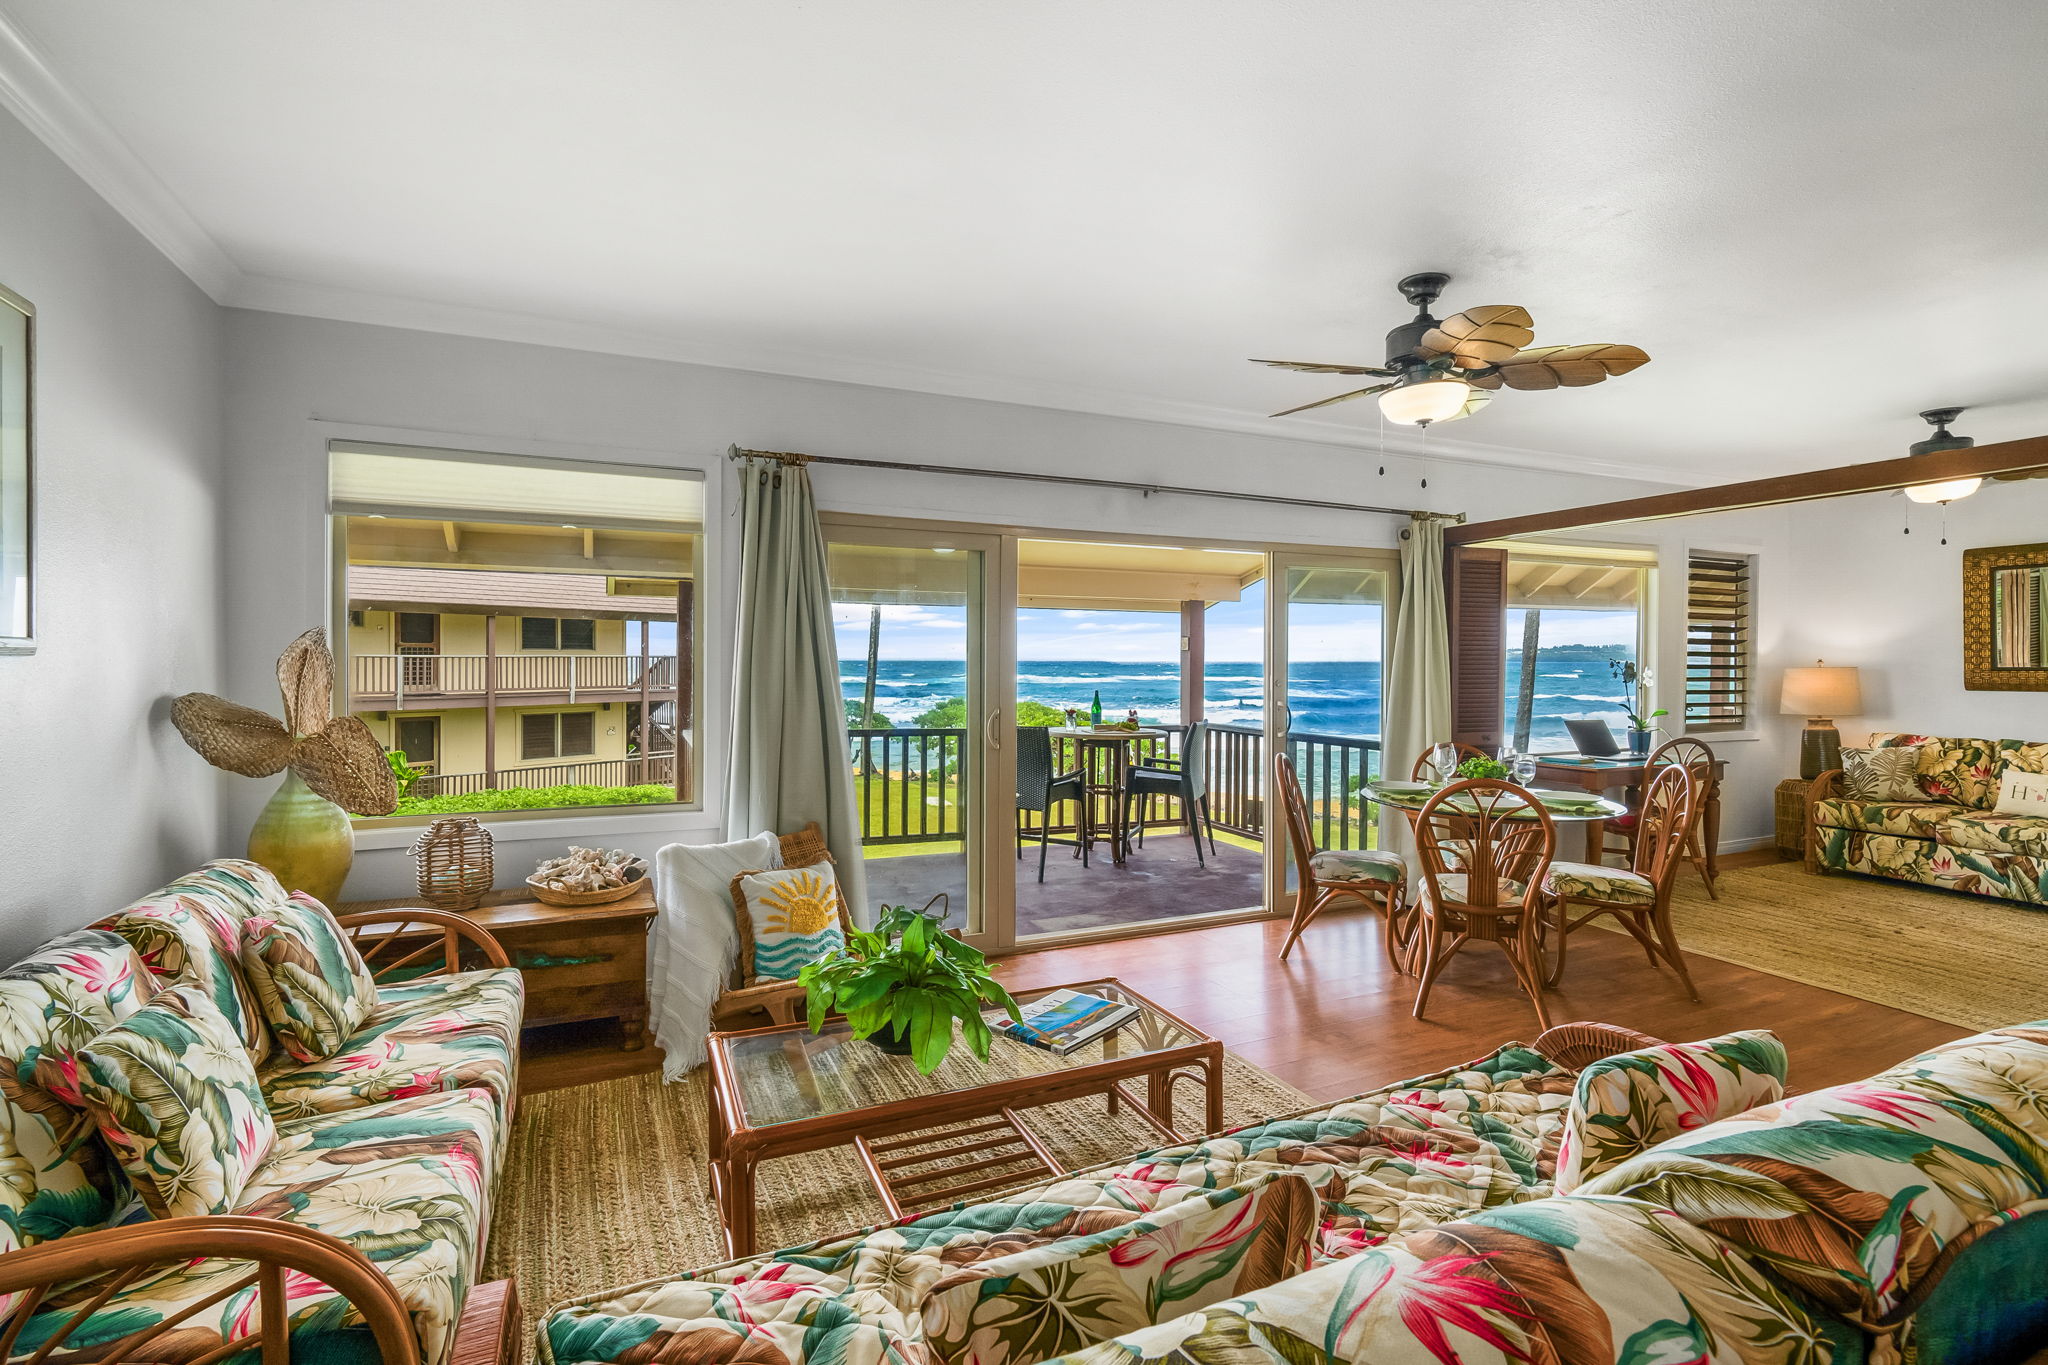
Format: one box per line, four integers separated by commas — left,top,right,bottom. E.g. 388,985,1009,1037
1377,377,1472,426
1903,406,1980,504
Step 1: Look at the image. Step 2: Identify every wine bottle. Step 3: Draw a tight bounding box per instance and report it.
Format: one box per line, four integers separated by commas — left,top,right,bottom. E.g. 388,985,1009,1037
1090,690,1103,725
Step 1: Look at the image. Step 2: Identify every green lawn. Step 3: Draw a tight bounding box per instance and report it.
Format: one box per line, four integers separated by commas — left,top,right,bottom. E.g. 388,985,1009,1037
389,783,676,817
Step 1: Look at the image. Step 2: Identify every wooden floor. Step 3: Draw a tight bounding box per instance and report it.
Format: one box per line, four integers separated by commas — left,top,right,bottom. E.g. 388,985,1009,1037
520,851,1968,1100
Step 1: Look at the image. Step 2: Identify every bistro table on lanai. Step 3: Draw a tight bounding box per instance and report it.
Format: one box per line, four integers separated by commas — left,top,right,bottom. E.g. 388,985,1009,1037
1049,725,1170,867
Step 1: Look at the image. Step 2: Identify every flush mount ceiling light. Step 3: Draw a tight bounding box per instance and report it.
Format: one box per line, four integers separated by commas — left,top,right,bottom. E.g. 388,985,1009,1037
1903,407,1981,504
1251,273,1650,426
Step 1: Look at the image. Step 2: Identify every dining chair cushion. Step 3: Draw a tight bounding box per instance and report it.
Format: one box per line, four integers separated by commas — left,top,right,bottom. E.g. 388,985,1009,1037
66,984,274,1218
1543,860,1657,906
1420,873,1528,907
731,862,849,984
1553,1029,1788,1193
1307,848,1405,885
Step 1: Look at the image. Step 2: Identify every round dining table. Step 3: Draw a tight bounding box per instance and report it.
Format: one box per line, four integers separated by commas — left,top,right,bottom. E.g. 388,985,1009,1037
1360,779,1627,827
1048,726,1170,867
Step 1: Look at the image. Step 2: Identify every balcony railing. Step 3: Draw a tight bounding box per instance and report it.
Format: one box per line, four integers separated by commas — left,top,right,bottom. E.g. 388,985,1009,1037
351,653,679,703
409,752,677,798
846,722,1382,851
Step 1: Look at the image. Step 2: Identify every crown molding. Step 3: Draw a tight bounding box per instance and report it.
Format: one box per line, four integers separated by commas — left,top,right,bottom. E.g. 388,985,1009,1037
0,13,241,299
232,272,1688,488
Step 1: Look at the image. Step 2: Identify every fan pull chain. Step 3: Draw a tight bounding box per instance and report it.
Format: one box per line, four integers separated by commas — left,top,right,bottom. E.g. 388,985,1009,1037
1940,503,1949,546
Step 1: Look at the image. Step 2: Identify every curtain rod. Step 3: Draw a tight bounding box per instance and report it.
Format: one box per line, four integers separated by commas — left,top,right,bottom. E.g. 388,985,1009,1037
727,445,1454,521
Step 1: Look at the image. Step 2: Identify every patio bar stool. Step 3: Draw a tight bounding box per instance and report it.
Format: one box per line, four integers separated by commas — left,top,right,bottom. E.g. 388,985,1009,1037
1016,725,1089,882
1121,721,1219,864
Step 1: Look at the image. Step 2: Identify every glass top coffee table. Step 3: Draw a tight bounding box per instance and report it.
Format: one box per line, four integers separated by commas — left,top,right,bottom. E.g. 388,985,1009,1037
705,977,1222,1255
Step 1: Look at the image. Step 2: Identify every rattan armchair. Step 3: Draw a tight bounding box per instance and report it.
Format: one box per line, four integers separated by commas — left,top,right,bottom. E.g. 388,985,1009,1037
710,823,854,1028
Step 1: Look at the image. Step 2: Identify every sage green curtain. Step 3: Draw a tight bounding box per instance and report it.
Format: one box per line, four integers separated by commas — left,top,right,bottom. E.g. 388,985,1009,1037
726,453,869,924
1381,513,1455,854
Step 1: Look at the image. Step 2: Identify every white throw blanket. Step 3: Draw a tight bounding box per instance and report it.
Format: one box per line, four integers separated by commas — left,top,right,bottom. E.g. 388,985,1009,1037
648,831,780,1078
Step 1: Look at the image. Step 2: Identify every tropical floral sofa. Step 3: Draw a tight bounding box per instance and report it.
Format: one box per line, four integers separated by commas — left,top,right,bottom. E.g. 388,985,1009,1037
537,1024,1816,1365
0,859,524,1365
1808,731,2048,904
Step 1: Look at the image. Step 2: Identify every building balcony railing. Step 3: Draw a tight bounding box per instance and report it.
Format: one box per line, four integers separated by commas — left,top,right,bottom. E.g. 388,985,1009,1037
351,653,679,705
847,721,1382,851
408,751,677,799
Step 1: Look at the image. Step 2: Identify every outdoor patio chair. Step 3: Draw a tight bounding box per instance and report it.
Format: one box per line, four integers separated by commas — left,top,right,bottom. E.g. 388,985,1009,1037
1122,720,1219,864
1016,725,1089,882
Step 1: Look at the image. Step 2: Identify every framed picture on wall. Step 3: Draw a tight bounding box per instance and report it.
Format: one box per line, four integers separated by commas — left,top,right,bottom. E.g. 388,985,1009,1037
0,282,32,654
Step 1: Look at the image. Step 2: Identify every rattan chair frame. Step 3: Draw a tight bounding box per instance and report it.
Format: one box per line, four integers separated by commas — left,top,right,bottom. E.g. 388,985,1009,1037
1545,763,1700,1000
1273,751,1409,967
1410,778,1557,1029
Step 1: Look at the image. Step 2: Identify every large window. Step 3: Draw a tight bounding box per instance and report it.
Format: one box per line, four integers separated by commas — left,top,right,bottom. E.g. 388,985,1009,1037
1500,547,1653,751
330,441,703,817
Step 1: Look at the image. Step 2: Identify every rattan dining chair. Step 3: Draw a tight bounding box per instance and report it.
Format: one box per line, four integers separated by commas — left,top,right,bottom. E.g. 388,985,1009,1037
1410,779,1557,1029
1603,736,1719,898
1016,725,1089,882
1543,763,1700,1001
1274,752,1410,965
1123,721,1219,864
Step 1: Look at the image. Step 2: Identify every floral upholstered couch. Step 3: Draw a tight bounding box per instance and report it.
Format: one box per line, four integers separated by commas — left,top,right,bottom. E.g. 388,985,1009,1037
0,859,524,1365
538,1025,1817,1365
1809,732,2048,904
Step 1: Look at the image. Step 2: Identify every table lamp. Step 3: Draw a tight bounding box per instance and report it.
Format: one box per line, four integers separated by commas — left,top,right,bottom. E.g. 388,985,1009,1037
1780,662,1863,779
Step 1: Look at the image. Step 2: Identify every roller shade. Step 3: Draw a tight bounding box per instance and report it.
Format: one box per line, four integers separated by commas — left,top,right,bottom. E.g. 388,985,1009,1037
330,441,703,529
1685,551,1753,730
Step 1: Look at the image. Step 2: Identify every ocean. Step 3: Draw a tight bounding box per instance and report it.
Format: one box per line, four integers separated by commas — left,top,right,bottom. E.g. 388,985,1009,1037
841,657,1633,748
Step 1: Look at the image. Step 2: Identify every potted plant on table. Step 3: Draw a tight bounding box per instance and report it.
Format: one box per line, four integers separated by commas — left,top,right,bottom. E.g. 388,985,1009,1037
799,899,1025,1074
1609,659,1667,757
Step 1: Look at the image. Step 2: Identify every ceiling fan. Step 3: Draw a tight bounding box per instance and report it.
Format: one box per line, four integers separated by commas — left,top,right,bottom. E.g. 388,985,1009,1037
1252,272,1650,425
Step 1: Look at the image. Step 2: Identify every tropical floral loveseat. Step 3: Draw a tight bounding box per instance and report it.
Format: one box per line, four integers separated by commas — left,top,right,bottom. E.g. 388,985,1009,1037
538,1024,1819,1365
0,859,524,1365
1808,731,2048,904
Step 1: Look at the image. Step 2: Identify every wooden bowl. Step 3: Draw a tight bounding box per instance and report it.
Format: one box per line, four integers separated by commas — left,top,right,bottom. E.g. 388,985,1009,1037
525,866,646,907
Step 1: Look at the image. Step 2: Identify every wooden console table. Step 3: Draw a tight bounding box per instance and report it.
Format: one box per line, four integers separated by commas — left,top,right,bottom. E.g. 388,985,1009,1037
341,885,656,1050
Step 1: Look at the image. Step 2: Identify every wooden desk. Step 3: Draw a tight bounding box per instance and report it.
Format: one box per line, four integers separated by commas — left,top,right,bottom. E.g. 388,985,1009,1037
342,886,657,1050
1531,756,1726,868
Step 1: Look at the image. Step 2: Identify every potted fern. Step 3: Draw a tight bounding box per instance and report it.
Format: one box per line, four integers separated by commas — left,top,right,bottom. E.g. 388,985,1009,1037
798,900,1024,1074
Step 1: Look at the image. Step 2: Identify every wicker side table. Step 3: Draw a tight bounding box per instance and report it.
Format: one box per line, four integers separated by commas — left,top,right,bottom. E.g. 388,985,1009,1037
1773,777,1809,858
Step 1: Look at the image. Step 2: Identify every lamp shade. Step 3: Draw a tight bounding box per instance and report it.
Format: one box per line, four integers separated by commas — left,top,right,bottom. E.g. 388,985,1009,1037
1377,378,1472,426
1780,665,1863,717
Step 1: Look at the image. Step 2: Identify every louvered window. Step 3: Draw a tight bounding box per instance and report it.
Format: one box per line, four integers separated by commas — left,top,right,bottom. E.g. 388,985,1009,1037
1685,552,1752,730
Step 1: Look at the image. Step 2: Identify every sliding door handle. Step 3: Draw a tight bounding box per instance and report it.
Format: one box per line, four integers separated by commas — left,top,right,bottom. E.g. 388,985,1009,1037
985,709,1001,749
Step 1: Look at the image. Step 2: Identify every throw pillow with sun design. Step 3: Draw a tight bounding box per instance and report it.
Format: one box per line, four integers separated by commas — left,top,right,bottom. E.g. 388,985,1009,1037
733,864,848,983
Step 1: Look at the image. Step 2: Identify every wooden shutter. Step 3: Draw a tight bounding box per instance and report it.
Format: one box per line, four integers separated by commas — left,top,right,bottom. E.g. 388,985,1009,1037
559,712,596,756
1685,552,1752,730
1447,546,1508,752
520,712,556,759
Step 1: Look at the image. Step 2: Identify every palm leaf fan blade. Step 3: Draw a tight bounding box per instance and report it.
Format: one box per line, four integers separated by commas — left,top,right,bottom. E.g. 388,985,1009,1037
1494,343,1650,391
1269,382,1395,419
275,628,335,738
1249,359,1396,376
1418,305,1535,369
291,716,400,815
170,695,295,778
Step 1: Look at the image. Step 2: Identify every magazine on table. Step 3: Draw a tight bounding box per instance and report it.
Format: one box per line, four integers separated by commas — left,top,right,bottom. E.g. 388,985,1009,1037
994,988,1139,1055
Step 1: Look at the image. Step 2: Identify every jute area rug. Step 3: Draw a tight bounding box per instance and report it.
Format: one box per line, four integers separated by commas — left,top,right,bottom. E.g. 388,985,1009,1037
1653,860,2048,1030
483,1045,1309,1340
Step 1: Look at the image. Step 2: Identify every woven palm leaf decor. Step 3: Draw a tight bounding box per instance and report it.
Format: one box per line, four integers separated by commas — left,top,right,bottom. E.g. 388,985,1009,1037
172,629,398,903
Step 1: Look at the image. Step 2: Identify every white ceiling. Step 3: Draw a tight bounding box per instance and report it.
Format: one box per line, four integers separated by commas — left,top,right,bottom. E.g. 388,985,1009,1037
3,0,2046,482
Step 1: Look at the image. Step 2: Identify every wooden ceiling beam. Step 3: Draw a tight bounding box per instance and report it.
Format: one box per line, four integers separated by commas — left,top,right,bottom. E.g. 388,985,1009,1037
1447,434,2048,545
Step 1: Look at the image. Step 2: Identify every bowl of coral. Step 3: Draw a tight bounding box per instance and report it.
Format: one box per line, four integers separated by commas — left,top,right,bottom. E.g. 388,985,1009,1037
526,846,650,907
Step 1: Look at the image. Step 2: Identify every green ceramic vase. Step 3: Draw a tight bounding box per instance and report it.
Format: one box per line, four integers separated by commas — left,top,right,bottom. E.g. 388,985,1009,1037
247,771,354,905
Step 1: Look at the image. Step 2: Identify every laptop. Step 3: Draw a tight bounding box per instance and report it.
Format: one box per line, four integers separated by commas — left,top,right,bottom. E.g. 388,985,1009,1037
1564,717,1622,758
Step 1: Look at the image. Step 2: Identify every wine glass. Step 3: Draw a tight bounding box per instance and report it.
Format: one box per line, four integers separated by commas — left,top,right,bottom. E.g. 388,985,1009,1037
1513,752,1538,787
1431,742,1457,783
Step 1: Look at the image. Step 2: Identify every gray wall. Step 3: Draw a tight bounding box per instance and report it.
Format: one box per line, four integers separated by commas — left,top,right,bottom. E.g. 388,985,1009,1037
0,112,226,959
219,309,1673,898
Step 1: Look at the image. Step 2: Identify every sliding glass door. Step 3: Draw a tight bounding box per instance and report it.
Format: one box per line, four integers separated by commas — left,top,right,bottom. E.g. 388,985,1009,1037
824,525,1002,949
1265,554,1395,909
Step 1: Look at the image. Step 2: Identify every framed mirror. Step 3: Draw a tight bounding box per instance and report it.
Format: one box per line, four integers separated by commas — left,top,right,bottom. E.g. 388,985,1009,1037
1964,542,2048,690
0,282,31,654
